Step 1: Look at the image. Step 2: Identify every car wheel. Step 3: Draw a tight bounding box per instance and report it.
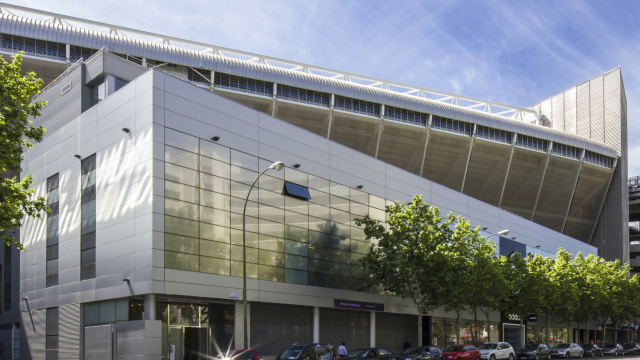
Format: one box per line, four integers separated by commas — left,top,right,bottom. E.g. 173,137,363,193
548,354,551,360
579,353,582,358
565,353,570,359
490,355,495,360
536,354,539,360
509,354,514,360
591,352,594,358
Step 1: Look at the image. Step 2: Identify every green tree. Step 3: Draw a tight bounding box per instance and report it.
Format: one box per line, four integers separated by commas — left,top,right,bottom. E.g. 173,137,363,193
597,259,628,345
0,53,47,249
355,195,487,346
552,249,580,343
573,253,606,344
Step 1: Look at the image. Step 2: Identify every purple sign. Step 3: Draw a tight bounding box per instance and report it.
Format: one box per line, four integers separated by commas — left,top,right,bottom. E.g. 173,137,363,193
334,299,384,312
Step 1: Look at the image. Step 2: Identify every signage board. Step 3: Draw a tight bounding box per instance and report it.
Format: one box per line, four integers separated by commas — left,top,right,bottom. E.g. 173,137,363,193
527,314,537,322
333,299,384,312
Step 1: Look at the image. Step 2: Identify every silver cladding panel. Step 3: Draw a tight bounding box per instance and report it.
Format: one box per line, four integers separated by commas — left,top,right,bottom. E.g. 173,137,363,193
85,324,113,360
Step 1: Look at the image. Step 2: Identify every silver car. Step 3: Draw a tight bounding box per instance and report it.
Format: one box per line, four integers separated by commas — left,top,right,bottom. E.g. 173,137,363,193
479,342,515,360
550,344,583,359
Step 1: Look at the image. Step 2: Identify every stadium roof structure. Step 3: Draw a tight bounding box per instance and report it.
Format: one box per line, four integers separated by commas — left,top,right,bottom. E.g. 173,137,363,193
0,3,628,257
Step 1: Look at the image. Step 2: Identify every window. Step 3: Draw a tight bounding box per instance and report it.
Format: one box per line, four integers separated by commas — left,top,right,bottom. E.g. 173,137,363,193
283,181,311,200
90,79,106,106
3,244,11,311
214,72,273,96
551,143,580,160
431,116,472,136
81,154,97,280
46,307,59,360
515,134,549,152
277,84,330,106
475,125,513,144
334,95,381,117
46,174,59,287
384,106,429,126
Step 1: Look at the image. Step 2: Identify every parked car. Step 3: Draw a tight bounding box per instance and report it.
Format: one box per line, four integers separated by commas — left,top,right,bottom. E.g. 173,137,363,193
443,344,481,360
400,346,444,360
601,344,623,356
276,344,337,360
343,348,398,360
622,343,640,356
517,343,551,360
479,342,515,360
231,349,263,360
550,344,583,358
580,344,603,358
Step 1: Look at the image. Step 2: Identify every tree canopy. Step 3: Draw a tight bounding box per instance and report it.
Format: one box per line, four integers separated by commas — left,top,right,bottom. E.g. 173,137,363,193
0,53,47,249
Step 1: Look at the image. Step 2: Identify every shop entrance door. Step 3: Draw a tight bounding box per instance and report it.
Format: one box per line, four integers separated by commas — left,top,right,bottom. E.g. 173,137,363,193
503,324,525,351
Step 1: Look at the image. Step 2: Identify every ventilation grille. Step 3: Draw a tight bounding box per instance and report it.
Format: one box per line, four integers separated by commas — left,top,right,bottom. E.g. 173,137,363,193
384,105,428,126
551,143,581,160
0,33,66,60
431,116,472,136
584,151,614,168
214,72,273,96
334,95,380,117
69,45,98,62
475,125,513,144
516,134,549,152
277,84,329,106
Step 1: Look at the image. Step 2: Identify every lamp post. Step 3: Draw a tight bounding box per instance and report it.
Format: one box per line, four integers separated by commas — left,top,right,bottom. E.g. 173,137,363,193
488,229,509,238
242,161,284,349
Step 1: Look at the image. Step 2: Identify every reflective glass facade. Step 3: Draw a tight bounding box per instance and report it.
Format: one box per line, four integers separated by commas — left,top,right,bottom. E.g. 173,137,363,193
163,127,387,290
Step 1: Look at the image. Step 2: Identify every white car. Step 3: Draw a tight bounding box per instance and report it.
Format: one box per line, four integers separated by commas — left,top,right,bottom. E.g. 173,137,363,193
479,342,515,360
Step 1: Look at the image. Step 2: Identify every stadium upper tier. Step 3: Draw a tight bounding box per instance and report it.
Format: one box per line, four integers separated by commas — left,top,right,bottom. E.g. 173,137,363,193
0,5,623,244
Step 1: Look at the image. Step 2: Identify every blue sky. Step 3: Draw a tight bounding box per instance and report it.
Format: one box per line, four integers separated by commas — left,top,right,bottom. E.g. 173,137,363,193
12,0,640,176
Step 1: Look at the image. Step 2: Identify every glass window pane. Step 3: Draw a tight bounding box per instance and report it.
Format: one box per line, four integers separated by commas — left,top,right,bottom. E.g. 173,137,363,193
351,240,370,254
309,244,330,261
165,128,199,153
165,251,199,272
331,248,350,264
258,264,284,282
201,156,231,178
285,240,309,256
331,236,350,251
308,205,330,221
308,259,331,274
329,182,349,198
350,188,368,205
308,230,331,247
350,202,368,216
200,139,230,162
81,186,96,204
165,215,199,238
200,173,231,194
46,259,59,273
230,228,259,248
47,189,59,204
81,249,96,265
284,181,311,200
81,216,96,235
99,301,115,324
259,189,284,209
81,201,96,219
331,262,350,276
285,211,308,229
331,208,350,225
369,195,386,210
81,154,96,174
285,269,308,285
230,197,258,216
200,189,230,211
200,223,230,243
165,163,199,187
308,189,330,206
308,175,330,192
285,168,308,186
164,175,197,205
116,299,129,322
81,263,96,280
84,303,100,325
331,275,350,290
200,206,230,227
165,198,199,221
285,196,308,215
369,207,386,222
259,175,283,193
165,146,198,170
351,226,366,241
230,181,259,203
284,226,308,242
258,235,284,252
230,165,258,185
231,245,259,263
165,233,199,254
81,232,96,251
230,150,258,171
258,218,284,238
200,240,230,259
231,261,258,279
309,272,330,287
285,254,308,270
258,250,284,267
260,204,284,223
47,174,59,191
200,257,230,275
330,195,349,212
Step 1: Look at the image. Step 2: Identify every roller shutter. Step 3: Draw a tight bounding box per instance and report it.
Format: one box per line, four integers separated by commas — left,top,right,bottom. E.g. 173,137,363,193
375,313,418,355
319,308,369,351
250,303,313,356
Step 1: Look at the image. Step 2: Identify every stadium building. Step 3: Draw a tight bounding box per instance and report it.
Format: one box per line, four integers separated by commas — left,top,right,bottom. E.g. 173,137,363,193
0,3,629,360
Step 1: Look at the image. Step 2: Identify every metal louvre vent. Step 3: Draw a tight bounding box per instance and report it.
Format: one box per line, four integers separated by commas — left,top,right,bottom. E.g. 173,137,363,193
69,45,98,62
565,163,613,241
250,303,313,355
112,52,144,65
533,156,581,231
463,140,512,206
422,131,472,191
431,116,472,136
214,72,274,96
475,125,512,144
278,84,330,107
334,95,380,117
319,308,370,351
275,101,331,137
329,112,380,157
551,143,580,160
377,123,428,175
584,151,614,168
501,148,548,219
0,33,67,60
384,106,429,126
515,134,548,153
375,313,418,355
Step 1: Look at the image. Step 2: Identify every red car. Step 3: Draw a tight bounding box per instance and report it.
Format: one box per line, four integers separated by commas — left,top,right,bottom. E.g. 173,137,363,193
231,349,263,360
443,345,480,360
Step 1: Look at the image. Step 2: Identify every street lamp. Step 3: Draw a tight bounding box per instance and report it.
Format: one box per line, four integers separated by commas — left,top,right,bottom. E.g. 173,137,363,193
488,229,509,238
242,161,284,349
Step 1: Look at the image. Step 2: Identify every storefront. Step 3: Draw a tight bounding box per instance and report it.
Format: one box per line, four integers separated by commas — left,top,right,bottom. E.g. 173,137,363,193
501,313,525,351
431,318,501,347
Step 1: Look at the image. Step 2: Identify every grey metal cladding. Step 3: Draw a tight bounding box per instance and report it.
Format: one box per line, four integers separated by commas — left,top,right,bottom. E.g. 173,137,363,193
0,13,618,157
59,303,80,359
603,70,621,151
576,82,590,138
564,87,577,135
34,62,83,136
84,50,105,83
102,51,146,81
552,93,565,132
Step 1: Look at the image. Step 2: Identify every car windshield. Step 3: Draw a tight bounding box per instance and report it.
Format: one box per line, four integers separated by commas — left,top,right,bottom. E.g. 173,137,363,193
444,347,463,353
582,345,593,350
479,344,498,350
347,349,370,358
523,344,538,350
554,344,570,349
604,344,616,348
402,347,424,355
279,346,305,360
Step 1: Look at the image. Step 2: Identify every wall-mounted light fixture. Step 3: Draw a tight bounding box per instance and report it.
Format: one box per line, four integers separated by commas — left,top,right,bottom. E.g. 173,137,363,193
211,136,220,141
74,154,81,159
293,164,301,169
122,127,130,133
356,185,363,189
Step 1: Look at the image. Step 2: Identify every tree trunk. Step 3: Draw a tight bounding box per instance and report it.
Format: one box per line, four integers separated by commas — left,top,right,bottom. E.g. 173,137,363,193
474,309,478,346
614,320,619,344
602,319,607,347
456,310,461,344
487,311,492,342
418,304,424,346
567,318,572,344
586,317,590,345
547,312,552,345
